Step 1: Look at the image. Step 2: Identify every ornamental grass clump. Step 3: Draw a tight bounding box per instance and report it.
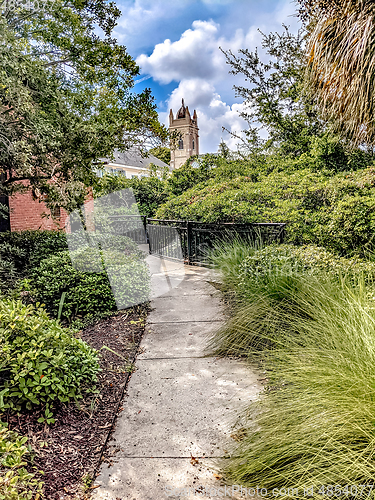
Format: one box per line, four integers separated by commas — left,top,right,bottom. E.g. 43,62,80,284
208,240,375,496
208,236,261,291
220,276,375,496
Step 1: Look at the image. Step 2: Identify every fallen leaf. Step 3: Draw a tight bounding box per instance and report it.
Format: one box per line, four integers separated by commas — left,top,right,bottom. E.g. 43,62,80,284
230,427,247,442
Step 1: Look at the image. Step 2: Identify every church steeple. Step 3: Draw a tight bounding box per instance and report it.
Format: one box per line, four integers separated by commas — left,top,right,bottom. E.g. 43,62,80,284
169,98,199,170
177,99,186,119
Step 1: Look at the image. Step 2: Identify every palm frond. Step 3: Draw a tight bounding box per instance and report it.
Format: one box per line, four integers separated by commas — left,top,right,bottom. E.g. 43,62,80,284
301,0,375,146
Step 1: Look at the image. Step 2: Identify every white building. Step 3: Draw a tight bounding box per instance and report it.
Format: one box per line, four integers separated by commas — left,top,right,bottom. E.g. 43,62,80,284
96,148,169,179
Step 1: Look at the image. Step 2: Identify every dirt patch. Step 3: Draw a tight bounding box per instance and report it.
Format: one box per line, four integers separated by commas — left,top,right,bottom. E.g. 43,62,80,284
5,306,148,499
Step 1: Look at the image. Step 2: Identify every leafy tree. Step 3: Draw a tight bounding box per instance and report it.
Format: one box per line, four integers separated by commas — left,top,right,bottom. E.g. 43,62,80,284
0,2,167,212
94,173,169,218
222,26,325,157
167,156,216,196
222,24,374,170
167,154,262,196
149,146,171,165
298,0,375,147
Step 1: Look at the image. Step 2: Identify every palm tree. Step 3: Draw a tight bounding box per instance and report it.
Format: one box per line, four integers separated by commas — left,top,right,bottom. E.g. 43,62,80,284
299,0,375,147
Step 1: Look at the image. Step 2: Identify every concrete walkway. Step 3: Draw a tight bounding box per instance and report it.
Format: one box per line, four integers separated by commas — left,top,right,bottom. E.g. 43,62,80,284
92,264,260,500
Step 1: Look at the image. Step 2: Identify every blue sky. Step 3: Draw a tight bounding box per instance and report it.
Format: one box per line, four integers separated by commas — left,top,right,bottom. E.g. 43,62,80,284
115,0,301,153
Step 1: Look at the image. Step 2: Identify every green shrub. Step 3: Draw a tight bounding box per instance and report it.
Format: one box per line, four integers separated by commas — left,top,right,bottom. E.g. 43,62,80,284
0,299,100,415
0,421,43,500
0,230,68,276
94,173,169,217
0,256,19,293
238,244,375,295
27,248,150,320
0,230,143,297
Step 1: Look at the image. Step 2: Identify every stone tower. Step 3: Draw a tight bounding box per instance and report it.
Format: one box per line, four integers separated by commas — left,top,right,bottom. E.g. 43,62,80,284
169,99,199,169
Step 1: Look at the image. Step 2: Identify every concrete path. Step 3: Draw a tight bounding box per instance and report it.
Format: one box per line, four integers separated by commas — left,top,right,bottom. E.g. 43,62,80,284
92,264,261,500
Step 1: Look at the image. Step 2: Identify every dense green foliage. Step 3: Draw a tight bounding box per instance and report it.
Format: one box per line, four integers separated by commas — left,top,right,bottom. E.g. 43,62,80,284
157,161,375,256
167,155,222,196
26,247,150,321
148,146,171,165
0,230,68,293
0,299,100,416
0,421,43,499
94,173,169,217
209,241,375,494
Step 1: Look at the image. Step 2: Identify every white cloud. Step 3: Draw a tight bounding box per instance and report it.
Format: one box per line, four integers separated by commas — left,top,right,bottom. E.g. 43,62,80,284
136,19,256,152
168,79,216,109
136,20,224,84
129,0,301,153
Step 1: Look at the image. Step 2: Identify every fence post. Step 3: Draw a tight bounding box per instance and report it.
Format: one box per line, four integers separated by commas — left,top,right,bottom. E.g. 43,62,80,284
280,224,286,244
142,216,148,244
187,220,191,265
146,218,151,254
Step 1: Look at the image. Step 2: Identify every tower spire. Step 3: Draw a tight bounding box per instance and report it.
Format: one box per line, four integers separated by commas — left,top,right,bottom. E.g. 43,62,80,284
169,98,199,169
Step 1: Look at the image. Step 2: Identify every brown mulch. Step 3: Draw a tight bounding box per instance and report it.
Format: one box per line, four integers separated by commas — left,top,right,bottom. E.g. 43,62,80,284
5,306,148,500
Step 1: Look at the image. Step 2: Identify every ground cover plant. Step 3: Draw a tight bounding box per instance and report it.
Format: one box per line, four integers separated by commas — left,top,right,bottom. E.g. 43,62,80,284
208,241,375,497
0,420,43,500
4,307,148,499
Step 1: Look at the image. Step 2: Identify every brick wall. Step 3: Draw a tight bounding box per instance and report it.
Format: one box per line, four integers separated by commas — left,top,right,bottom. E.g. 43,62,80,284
8,186,94,233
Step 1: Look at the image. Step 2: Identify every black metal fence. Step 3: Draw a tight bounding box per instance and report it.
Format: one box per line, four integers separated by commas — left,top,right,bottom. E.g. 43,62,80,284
146,219,286,265
108,215,148,244
108,215,286,265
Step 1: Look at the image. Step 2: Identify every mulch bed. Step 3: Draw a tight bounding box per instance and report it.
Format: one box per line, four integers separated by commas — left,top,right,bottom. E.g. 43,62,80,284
5,306,148,500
